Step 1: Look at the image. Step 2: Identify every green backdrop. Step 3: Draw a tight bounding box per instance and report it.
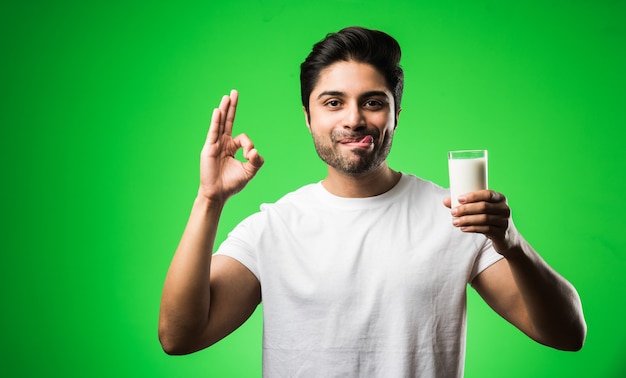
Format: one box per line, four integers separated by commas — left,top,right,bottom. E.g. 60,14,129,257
2,1,625,377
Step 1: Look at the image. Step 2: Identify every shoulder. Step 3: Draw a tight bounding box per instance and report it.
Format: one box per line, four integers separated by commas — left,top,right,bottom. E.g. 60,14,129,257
395,172,449,207
234,183,324,229
402,172,447,193
274,182,320,204
259,182,321,212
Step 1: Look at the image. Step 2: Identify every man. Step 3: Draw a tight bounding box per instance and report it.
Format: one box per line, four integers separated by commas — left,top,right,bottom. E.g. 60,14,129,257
159,27,586,377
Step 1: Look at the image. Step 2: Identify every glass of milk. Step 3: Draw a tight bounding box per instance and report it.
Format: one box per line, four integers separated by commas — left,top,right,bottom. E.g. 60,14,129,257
448,150,488,208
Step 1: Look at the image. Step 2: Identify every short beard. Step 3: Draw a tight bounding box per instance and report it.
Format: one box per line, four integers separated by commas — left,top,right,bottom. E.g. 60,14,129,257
312,129,393,175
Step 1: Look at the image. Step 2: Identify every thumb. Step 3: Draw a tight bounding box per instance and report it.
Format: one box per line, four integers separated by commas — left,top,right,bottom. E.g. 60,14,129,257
246,148,264,169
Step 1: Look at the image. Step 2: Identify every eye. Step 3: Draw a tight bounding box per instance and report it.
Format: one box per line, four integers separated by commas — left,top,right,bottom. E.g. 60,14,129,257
363,99,384,109
325,99,342,107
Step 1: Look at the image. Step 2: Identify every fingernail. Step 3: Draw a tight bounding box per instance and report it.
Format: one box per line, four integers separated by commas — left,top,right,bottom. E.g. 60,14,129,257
452,218,460,226
451,208,458,216
458,196,466,203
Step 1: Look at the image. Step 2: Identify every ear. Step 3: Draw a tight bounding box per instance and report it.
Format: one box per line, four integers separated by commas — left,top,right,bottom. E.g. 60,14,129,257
394,107,402,129
303,106,312,131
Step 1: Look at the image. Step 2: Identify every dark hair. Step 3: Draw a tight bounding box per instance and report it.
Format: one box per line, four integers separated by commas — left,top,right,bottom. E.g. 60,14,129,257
300,26,404,115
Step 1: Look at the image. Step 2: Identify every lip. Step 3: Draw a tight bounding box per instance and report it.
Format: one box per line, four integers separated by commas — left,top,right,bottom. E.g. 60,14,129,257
338,135,375,149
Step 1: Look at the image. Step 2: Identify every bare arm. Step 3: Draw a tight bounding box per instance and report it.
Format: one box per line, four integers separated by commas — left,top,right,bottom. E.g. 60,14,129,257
159,90,264,355
445,191,586,351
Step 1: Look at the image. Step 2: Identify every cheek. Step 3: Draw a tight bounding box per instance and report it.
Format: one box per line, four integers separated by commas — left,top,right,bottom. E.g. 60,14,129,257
371,112,395,129
309,111,339,131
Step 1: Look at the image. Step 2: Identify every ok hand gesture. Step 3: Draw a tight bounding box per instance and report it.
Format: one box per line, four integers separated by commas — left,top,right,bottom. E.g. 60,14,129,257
199,90,264,203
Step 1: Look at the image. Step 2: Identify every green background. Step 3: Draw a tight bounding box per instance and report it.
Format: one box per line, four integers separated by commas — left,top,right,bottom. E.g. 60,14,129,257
2,0,625,377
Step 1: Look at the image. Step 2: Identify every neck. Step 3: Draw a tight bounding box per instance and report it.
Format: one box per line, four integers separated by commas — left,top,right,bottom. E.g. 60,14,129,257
322,163,402,198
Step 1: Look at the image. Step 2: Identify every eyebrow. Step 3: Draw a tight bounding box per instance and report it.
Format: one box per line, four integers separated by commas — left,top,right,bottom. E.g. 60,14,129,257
316,90,345,99
316,90,390,100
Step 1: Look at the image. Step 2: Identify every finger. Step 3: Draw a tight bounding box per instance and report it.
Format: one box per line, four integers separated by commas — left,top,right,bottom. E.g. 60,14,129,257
206,108,222,145
459,190,506,204
458,223,508,237
453,213,509,229
442,197,452,209
234,133,255,158
217,95,231,136
224,89,238,136
453,215,509,239
487,190,506,203
234,133,264,169
454,200,510,217
246,148,265,169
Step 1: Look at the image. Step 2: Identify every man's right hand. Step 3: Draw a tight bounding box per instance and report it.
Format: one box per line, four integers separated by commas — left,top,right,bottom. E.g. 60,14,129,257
159,89,263,355
199,89,264,203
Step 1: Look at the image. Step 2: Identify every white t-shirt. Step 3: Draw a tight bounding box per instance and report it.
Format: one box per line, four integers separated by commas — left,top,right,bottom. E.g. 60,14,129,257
216,173,503,377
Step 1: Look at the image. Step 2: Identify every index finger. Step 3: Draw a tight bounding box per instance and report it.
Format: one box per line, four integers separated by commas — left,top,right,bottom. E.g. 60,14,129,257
459,190,506,204
206,107,222,145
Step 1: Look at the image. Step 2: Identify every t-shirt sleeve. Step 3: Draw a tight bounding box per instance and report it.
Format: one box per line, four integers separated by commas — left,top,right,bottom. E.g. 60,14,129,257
214,213,262,281
469,237,504,284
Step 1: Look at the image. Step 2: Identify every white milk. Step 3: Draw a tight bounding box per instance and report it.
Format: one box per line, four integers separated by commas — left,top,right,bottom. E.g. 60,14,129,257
448,157,488,208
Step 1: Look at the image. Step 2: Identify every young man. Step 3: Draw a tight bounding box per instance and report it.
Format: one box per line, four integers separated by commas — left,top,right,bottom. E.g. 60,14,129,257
159,27,586,377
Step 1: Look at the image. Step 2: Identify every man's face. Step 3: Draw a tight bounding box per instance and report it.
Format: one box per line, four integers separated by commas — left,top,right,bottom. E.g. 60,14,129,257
305,60,399,176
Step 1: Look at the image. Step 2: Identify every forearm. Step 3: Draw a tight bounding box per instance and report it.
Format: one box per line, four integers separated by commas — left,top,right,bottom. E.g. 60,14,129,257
158,196,225,352
504,239,586,351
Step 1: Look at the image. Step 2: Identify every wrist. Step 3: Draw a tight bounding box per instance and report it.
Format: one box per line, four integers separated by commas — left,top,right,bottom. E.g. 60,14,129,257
193,194,226,214
499,244,526,262
498,235,534,264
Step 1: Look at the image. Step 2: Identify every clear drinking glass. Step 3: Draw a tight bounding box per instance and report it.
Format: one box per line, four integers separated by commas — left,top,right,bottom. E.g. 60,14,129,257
448,150,488,208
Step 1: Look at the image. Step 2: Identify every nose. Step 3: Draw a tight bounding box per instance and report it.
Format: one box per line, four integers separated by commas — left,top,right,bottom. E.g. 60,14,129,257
344,102,366,130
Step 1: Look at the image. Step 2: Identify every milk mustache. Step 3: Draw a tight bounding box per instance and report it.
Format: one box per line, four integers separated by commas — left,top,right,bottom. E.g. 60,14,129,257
448,151,488,208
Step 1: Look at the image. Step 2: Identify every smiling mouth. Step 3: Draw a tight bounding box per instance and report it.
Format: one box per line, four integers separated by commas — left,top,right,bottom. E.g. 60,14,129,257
338,135,375,149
